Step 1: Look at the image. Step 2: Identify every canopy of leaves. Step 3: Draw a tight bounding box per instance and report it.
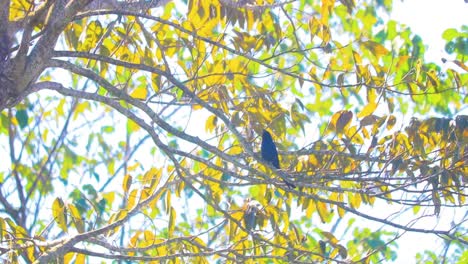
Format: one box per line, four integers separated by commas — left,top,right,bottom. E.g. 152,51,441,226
0,0,466,263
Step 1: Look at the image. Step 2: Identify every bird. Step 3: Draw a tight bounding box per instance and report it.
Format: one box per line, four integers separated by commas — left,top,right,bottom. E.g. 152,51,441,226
261,129,296,189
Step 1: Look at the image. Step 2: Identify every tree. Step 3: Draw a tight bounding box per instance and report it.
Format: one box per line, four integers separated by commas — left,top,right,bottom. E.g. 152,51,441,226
0,0,466,263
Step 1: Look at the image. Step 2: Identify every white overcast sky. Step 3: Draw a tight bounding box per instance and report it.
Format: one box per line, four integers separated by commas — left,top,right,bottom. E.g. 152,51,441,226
392,0,467,64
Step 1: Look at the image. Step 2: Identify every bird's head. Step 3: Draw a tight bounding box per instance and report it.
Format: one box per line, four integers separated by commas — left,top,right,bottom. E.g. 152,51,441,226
262,129,273,140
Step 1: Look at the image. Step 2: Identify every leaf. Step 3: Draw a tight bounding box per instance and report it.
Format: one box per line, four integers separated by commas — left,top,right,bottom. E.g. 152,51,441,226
332,110,353,133
339,0,355,13
127,119,140,133
425,69,439,88
316,201,329,223
5,218,25,237
228,145,243,155
127,189,138,210
352,50,362,65
166,191,172,214
348,192,362,209
415,59,422,80
361,40,390,58
168,206,176,237
357,102,377,118
106,210,127,237
68,204,85,233
52,198,68,232
205,115,217,133
336,244,348,258
453,60,468,72
75,253,86,264
15,109,28,129
122,174,132,194
0,218,4,242
448,69,462,88
387,115,396,130
360,114,379,127
143,167,162,190
442,28,458,41
130,87,148,100
319,240,327,255
337,73,345,88
73,101,90,120
321,231,339,245
64,253,75,264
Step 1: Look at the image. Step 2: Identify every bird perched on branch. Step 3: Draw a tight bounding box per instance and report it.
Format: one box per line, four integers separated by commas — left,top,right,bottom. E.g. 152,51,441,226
261,129,296,189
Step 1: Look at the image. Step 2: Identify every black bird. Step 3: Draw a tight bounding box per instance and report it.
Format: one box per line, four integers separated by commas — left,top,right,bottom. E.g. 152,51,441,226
261,130,296,189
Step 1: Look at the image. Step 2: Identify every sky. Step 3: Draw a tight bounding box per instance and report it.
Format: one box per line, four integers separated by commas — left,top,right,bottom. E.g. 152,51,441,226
392,0,467,66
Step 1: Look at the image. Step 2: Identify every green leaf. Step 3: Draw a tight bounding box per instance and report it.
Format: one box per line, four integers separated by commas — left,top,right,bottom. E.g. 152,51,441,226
442,28,458,41
15,109,28,129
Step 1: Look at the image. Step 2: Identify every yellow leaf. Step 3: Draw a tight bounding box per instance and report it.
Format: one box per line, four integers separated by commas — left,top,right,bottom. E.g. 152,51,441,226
415,59,422,80
331,110,353,133
142,230,155,247
0,218,4,242
205,115,217,133
229,211,242,240
308,155,318,166
106,210,127,236
75,253,86,264
357,102,377,118
316,201,329,223
122,174,132,193
42,128,49,141
367,87,377,103
127,189,138,210
448,69,462,89
362,40,390,58
281,211,290,232
151,73,160,92
331,193,345,217
64,253,75,264
321,231,339,245
102,192,115,205
176,181,185,198
130,87,148,100
352,50,362,65
127,162,140,172
348,193,362,209
453,60,468,72
228,145,243,155
320,0,333,24
73,101,90,120
52,198,68,232
68,204,85,233
127,119,140,132
168,207,176,237
143,167,162,190
387,115,396,130
426,69,439,88
337,205,345,218
165,191,172,214
323,64,332,80
246,10,255,31
140,187,150,202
